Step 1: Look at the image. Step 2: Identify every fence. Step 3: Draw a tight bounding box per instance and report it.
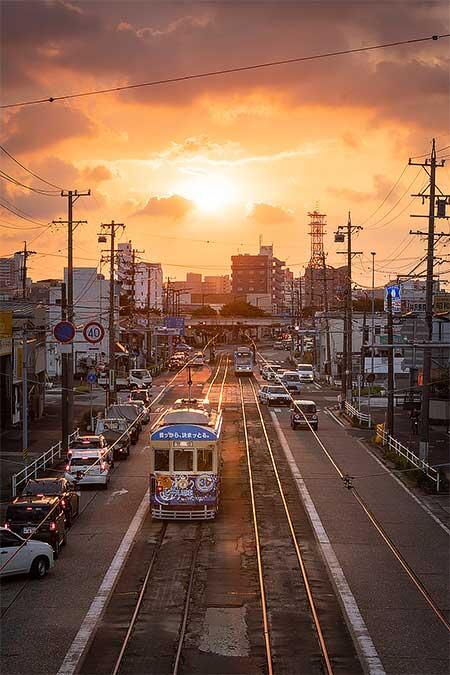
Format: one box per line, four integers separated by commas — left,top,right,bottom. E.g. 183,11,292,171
376,424,440,491
11,429,79,497
344,400,372,428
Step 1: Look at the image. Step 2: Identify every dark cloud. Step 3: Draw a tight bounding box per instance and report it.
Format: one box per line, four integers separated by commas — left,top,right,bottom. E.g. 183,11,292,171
133,194,194,219
1,1,448,131
248,202,294,224
3,105,96,153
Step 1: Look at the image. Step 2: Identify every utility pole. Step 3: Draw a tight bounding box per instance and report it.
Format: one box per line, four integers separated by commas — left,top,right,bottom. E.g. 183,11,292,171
60,282,69,449
335,213,363,401
22,327,28,464
15,242,35,299
409,139,449,460
386,290,394,436
321,253,332,382
98,221,125,406
54,189,90,449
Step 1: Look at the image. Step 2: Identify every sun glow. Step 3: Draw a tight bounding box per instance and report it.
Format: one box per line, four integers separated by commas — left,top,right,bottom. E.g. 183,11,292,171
177,174,237,214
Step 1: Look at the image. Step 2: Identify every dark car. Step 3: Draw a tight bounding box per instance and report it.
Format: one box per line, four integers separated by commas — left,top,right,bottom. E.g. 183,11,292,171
21,478,80,527
130,389,152,407
95,418,131,460
5,496,67,558
290,400,318,430
106,405,142,439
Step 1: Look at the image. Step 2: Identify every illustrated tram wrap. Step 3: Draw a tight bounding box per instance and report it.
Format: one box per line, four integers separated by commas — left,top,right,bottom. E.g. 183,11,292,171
233,346,254,375
149,399,222,519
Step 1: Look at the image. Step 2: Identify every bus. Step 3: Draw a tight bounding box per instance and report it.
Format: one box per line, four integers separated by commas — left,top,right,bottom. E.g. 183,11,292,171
149,399,223,520
233,346,254,376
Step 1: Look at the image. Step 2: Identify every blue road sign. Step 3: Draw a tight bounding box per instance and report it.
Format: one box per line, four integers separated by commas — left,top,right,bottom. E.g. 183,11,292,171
87,371,97,384
53,320,75,344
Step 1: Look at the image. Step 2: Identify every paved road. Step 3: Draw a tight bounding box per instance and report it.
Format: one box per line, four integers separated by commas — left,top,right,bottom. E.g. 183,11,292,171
265,380,449,674
0,367,211,675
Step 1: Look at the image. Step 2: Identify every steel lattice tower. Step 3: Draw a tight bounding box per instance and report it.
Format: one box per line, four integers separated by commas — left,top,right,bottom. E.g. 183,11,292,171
307,210,327,268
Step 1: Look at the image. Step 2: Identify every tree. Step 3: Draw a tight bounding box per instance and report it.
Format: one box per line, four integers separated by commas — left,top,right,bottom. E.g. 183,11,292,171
220,300,266,317
191,305,217,316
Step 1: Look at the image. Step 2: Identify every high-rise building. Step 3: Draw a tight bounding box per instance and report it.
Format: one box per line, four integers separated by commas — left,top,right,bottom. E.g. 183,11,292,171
203,275,231,295
134,262,163,311
0,252,24,298
186,273,203,293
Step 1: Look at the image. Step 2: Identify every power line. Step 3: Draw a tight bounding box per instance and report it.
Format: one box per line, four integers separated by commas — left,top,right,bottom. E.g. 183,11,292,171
1,33,448,110
0,169,60,196
360,164,408,225
365,170,423,231
0,200,50,227
0,144,64,190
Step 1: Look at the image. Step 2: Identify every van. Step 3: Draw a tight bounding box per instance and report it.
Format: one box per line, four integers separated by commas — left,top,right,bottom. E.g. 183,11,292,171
280,370,302,393
5,496,67,557
297,363,314,382
290,400,318,430
66,449,112,488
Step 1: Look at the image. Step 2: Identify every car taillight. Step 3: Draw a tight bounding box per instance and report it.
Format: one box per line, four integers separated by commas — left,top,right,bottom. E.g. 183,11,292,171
61,499,66,507
100,462,107,471
4,522,9,529
66,464,70,471
49,522,57,531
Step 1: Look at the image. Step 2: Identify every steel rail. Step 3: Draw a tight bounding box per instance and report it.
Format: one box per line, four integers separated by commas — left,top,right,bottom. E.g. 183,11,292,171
254,345,450,634
110,358,228,675
172,526,203,675
239,379,274,675
111,523,168,675
244,378,334,675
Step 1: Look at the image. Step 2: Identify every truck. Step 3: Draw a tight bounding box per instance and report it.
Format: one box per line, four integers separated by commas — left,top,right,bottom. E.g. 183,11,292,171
95,418,131,459
97,369,152,391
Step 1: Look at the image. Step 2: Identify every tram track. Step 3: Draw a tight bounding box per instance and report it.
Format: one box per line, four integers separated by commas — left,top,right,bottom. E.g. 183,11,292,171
239,376,362,675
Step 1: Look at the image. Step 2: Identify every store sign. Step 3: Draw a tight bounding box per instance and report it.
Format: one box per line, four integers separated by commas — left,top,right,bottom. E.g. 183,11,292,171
0,311,12,356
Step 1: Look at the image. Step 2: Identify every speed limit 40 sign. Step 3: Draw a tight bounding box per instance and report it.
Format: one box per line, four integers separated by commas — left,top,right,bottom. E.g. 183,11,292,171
83,321,105,344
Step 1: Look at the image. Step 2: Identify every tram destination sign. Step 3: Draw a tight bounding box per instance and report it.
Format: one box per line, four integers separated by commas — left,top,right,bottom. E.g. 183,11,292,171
151,424,218,442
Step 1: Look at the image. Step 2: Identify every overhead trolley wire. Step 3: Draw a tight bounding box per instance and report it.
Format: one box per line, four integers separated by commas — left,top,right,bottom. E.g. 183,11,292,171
1,33,448,109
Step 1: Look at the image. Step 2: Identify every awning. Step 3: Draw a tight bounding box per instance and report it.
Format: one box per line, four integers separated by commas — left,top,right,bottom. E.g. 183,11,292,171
115,342,129,355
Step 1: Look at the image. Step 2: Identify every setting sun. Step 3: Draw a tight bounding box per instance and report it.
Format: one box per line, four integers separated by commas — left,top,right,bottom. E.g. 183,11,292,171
177,173,237,214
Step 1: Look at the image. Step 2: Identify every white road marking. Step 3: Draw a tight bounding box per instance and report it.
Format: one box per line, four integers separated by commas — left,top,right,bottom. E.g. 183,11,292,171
109,488,128,498
325,407,346,427
355,439,450,537
57,490,149,675
314,382,322,389
270,413,385,675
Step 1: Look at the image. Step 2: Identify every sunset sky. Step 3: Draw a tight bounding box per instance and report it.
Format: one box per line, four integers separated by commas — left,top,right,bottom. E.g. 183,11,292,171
1,0,449,287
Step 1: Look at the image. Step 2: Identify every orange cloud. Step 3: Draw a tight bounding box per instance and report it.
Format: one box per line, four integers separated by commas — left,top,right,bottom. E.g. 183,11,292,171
133,194,194,220
248,202,294,224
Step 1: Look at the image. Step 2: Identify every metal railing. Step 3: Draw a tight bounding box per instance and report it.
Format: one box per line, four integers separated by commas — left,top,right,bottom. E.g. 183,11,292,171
11,429,79,497
376,424,440,491
344,400,372,428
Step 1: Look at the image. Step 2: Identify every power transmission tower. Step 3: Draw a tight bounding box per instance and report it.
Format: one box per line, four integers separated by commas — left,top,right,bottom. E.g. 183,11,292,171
409,138,450,460
53,189,90,449
98,221,125,405
335,213,363,401
15,241,35,298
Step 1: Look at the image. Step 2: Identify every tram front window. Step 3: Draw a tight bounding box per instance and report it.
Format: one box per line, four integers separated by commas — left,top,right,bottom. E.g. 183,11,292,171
174,450,193,471
197,449,213,471
154,448,170,471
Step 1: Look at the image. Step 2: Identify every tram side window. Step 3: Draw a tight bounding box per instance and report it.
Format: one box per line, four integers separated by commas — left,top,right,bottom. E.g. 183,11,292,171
197,449,213,471
154,449,170,471
174,450,193,471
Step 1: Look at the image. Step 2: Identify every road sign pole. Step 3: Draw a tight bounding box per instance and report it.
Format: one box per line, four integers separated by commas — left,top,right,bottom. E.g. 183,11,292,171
90,383,93,432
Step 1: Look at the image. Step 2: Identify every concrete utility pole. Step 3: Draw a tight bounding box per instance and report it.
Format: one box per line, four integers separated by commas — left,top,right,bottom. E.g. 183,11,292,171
335,213,363,401
98,221,125,406
409,139,449,460
54,189,90,449
15,241,35,299
60,282,69,448
22,327,28,464
321,253,332,381
386,290,394,436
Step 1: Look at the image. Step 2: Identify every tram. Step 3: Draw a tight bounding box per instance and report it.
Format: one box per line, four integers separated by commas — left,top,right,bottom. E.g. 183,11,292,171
149,399,223,519
233,346,254,376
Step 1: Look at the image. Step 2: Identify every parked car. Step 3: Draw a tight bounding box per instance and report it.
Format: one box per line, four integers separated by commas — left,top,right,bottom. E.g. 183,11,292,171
68,434,111,462
0,527,54,579
279,371,302,393
95,418,131,459
258,385,291,406
21,478,80,527
296,363,314,383
5,496,67,558
129,369,153,389
290,399,318,430
66,449,112,489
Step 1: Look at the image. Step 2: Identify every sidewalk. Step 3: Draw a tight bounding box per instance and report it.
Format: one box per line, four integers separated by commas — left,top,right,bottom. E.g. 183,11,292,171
0,388,105,500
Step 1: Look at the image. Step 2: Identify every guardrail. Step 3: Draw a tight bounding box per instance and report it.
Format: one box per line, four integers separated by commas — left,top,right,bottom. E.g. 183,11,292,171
344,400,372,428
11,429,79,497
376,424,440,491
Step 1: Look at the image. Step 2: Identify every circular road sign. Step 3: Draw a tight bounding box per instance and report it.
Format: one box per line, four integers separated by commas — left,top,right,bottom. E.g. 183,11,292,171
83,321,105,344
53,320,76,344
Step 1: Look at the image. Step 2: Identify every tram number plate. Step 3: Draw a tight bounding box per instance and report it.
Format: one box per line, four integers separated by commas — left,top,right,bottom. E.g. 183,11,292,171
173,440,193,447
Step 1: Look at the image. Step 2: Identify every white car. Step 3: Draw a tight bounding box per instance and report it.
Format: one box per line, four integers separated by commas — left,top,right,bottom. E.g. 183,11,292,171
66,449,112,488
129,369,152,389
258,385,291,406
297,364,314,383
0,527,54,579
